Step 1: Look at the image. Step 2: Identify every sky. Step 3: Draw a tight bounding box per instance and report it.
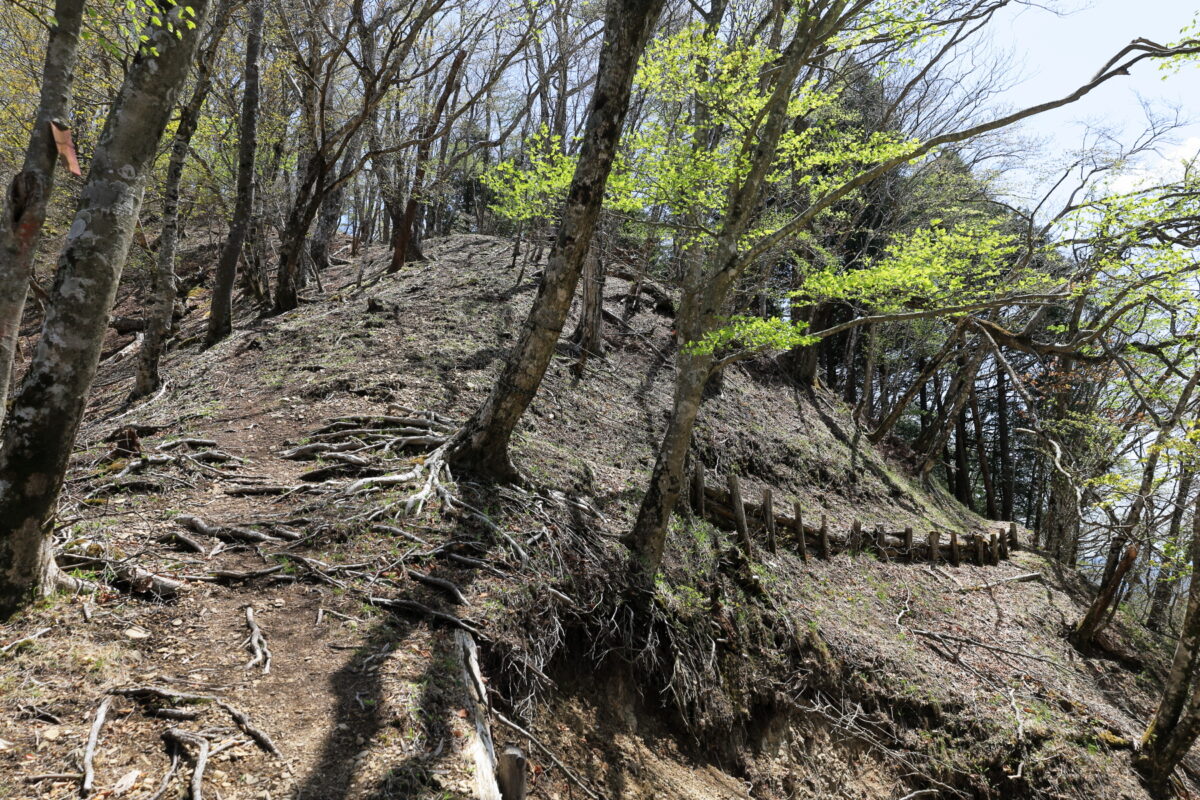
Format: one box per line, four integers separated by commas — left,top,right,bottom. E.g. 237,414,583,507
984,0,1198,197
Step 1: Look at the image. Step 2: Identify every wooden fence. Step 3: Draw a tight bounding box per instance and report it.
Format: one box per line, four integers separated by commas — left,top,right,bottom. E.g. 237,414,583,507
690,469,1018,568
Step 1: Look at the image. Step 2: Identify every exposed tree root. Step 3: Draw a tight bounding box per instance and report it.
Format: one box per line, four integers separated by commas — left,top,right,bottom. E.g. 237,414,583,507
242,606,272,674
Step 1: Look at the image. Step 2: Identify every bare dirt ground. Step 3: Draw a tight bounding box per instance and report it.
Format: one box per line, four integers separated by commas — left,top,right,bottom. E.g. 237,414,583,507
0,235,1190,800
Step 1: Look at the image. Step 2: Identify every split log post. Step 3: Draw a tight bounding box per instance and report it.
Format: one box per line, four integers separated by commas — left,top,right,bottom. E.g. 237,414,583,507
728,473,753,557
928,531,940,565
989,533,1000,565
903,527,914,561
949,531,961,567
794,503,807,561
974,534,986,565
498,746,528,800
819,515,830,559
763,488,776,554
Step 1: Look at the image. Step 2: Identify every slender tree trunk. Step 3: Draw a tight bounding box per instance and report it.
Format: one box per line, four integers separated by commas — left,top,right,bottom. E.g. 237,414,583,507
0,0,86,424
1136,497,1200,797
389,50,466,271
570,245,606,376
953,409,973,510
206,0,263,344
0,0,212,619
1148,470,1194,633
997,367,1014,519
134,0,236,393
448,0,666,478
970,387,997,518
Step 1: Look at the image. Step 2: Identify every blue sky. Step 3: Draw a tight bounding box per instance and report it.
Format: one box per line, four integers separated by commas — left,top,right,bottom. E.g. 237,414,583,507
987,0,1198,194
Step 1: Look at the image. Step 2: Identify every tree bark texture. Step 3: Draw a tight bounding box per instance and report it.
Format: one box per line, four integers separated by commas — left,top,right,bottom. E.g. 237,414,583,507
448,0,666,478
0,0,86,424
0,0,212,619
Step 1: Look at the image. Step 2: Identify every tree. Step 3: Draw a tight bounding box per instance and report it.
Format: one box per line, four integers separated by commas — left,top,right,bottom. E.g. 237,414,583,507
133,0,238,395
0,0,213,619
446,0,667,479
206,0,264,346
1136,493,1200,797
0,0,86,424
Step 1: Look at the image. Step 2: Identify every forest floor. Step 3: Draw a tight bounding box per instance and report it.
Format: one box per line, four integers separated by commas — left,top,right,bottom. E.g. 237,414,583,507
0,235,1192,800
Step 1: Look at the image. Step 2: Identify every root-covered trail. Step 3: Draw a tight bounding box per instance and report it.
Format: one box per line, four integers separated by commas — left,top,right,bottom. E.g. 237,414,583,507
0,236,1190,800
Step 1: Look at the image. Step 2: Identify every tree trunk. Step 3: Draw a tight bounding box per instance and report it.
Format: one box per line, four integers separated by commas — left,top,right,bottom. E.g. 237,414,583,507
970,387,997,518
1148,470,1194,633
569,245,605,375
206,0,263,346
134,0,236,393
1136,497,1200,797
0,0,86,424
448,0,666,479
388,50,467,272
0,0,212,619
997,367,1014,519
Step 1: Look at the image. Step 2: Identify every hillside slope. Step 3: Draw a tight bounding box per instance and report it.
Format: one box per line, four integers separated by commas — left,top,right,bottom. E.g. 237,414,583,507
0,235,1189,800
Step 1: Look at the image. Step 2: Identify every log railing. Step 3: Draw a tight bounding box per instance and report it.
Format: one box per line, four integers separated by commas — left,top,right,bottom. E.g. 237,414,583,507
694,472,1018,567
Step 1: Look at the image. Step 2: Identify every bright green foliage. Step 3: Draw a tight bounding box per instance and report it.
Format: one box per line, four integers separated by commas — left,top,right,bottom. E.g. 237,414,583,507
686,315,816,358
480,126,575,227
799,218,1022,311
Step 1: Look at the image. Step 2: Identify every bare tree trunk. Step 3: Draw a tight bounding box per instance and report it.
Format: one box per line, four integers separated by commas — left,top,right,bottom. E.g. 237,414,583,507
1136,497,1200,797
970,387,997,518
0,0,86,424
569,245,605,375
997,367,1014,519
134,0,236,393
389,50,466,271
448,0,666,479
0,0,212,619
1148,470,1194,633
207,0,264,346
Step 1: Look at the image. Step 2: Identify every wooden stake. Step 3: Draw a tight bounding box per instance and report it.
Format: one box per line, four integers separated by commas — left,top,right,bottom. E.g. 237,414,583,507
1008,522,1019,550
498,746,528,800
998,528,1009,560
692,465,705,519
850,519,863,552
928,531,940,565
763,488,776,554
819,515,830,559
794,503,807,561
974,534,986,565
874,524,889,561
903,526,914,560
728,474,752,557
949,531,961,567
989,533,1000,565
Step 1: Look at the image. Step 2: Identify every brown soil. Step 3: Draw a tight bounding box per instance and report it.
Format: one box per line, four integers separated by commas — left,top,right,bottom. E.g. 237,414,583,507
0,234,1190,800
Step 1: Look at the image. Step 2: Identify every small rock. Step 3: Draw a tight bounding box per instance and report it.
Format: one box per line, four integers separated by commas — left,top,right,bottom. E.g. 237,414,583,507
42,726,62,741
124,626,151,640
